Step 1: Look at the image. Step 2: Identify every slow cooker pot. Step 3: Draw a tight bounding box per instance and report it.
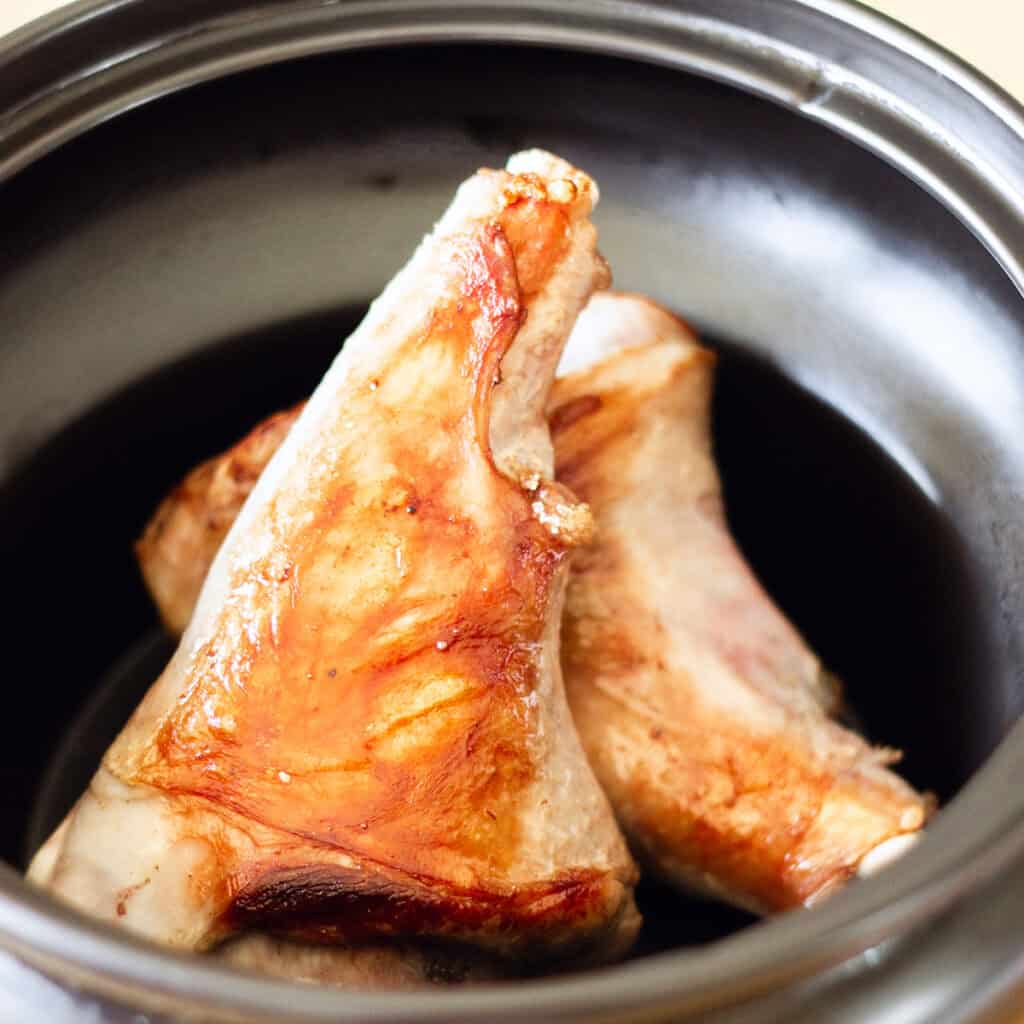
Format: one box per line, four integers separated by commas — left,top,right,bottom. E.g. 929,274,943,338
1,1,1023,1020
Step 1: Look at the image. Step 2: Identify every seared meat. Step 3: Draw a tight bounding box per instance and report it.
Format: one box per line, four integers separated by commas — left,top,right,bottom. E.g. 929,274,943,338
130,290,930,918
28,152,639,981
551,293,930,913
138,405,303,637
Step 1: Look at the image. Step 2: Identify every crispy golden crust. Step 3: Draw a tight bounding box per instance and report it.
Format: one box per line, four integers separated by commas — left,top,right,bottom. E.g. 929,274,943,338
135,292,931,917
38,155,636,969
549,294,929,913
118,205,588,942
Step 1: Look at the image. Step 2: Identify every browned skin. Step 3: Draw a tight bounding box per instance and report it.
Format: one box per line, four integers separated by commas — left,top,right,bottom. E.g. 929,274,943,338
31,155,637,973
139,406,303,636
124,198,606,943
136,292,931,917
551,294,930,913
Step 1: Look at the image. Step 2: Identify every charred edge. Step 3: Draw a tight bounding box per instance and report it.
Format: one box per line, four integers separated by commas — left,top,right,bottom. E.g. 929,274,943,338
224,864,609,947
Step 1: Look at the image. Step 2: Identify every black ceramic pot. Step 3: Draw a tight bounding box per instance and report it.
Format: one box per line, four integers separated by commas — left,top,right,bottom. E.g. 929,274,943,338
0,2,1022,1020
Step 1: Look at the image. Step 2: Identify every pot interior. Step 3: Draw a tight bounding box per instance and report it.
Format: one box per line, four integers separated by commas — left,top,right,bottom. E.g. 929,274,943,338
1,43,1021,963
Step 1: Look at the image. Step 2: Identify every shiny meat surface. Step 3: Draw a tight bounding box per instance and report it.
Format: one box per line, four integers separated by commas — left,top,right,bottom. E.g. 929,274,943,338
551,293,930,912
139,405,303,636
134,292,932,918
28,152,638,974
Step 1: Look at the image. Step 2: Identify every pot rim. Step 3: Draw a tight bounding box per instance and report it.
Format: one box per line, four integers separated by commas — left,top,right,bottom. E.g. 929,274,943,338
1,1,1023,1020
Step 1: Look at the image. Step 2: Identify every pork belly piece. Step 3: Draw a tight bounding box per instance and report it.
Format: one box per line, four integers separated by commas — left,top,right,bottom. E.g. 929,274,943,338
551,292,930,913
28,151,639,982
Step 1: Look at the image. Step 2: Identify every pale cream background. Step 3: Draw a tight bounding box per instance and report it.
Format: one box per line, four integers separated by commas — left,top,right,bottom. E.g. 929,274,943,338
0,1,1019,99
869,0,1021,98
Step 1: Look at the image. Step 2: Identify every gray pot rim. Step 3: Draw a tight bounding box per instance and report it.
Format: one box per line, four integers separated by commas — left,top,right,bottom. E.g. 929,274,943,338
1,1,1023,1020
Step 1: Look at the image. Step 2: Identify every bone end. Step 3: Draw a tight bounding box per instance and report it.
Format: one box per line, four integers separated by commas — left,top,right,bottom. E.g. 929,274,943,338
857,832,923,879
